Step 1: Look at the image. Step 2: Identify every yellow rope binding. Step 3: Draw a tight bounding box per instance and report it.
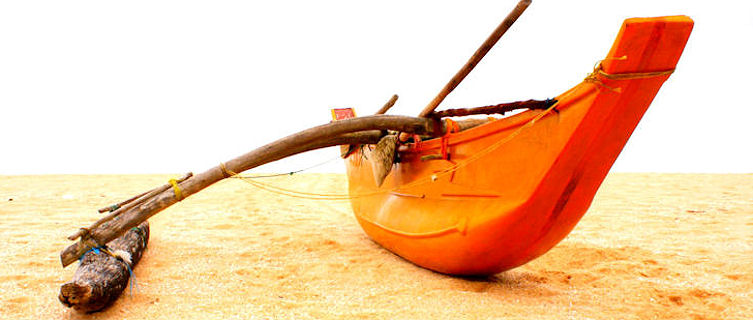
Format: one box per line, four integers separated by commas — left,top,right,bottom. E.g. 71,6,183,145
219,162,235,178
169,178,183,201
584,55,674,92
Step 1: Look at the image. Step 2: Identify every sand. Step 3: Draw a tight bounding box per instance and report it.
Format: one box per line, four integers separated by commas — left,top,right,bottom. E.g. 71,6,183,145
0,173,751,319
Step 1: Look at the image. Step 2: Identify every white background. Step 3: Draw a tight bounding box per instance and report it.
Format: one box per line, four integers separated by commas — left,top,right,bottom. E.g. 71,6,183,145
1,0,751,174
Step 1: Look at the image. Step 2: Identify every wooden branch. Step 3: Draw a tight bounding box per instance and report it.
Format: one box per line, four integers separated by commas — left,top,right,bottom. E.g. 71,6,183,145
60,115,449,267
375,94,399,115
430,98,556,118
59,221,150,313
97,190,149,213
68,173,192,241
417,0,532,118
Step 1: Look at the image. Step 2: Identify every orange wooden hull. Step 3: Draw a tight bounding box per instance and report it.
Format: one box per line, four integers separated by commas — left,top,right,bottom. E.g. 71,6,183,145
344,16,693,275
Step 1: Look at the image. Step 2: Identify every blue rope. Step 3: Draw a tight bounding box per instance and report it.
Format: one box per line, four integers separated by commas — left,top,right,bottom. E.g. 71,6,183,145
124,259,138,297
79,246,102,261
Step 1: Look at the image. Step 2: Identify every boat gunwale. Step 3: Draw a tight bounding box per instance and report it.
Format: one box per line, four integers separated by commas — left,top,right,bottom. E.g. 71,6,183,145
396,84,597,154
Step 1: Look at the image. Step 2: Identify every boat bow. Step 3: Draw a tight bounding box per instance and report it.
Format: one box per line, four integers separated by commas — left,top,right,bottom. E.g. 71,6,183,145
345,16,693,275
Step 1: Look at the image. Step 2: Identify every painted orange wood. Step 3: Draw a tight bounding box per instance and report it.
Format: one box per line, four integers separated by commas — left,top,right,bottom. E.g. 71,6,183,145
345,16,694,275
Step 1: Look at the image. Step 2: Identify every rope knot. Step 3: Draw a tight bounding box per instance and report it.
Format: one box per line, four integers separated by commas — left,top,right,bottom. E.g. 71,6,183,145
584,55,674,92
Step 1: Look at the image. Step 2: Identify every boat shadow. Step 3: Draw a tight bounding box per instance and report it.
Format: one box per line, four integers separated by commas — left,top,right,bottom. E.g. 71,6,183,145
448,271,559,296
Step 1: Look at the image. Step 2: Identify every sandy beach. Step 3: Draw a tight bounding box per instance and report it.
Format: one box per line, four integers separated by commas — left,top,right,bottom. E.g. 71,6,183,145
1,173,751,319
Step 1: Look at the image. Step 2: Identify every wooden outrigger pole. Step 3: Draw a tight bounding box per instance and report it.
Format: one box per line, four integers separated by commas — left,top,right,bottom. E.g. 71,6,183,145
59,0,536,268
418,0,531,118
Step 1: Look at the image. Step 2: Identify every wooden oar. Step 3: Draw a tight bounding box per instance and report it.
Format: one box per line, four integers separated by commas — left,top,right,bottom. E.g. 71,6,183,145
418,0,531,118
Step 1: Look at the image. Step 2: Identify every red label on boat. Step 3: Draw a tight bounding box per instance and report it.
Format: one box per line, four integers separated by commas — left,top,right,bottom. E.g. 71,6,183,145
331,108,356,121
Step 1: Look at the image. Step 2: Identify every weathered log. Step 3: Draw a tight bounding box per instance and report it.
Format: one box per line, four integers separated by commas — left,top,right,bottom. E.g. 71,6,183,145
59,221,150,313
60,115,451,267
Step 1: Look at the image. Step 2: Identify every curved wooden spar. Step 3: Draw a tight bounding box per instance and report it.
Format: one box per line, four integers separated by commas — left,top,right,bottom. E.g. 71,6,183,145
59,115,450,267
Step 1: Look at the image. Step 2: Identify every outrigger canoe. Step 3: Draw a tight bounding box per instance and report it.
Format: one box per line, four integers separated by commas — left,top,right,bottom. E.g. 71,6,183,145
344,16,694,275
58,13,694,281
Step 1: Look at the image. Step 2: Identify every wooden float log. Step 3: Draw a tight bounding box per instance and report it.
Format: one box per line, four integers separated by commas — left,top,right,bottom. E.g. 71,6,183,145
59,221,150,313
60,115,450,267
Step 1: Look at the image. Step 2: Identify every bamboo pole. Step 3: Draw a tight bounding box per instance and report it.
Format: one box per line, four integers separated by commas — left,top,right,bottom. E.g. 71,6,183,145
418,0,531,118
60,115,447,267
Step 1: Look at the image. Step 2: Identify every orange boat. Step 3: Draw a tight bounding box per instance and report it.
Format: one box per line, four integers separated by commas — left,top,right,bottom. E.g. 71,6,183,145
343,16,693,275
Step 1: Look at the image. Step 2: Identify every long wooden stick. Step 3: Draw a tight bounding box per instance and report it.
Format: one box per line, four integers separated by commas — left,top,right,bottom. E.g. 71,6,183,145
431,98,555,118
70,173,192,241
418,0,532,118
60,115,449,267
97,190,149,213
375,94,399,115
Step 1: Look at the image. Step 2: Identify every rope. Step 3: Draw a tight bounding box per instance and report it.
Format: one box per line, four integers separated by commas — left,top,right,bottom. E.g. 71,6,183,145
219,162,234,178
168,178,183,201
234,156,342,179
584,55,674,91
440,118,460,160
